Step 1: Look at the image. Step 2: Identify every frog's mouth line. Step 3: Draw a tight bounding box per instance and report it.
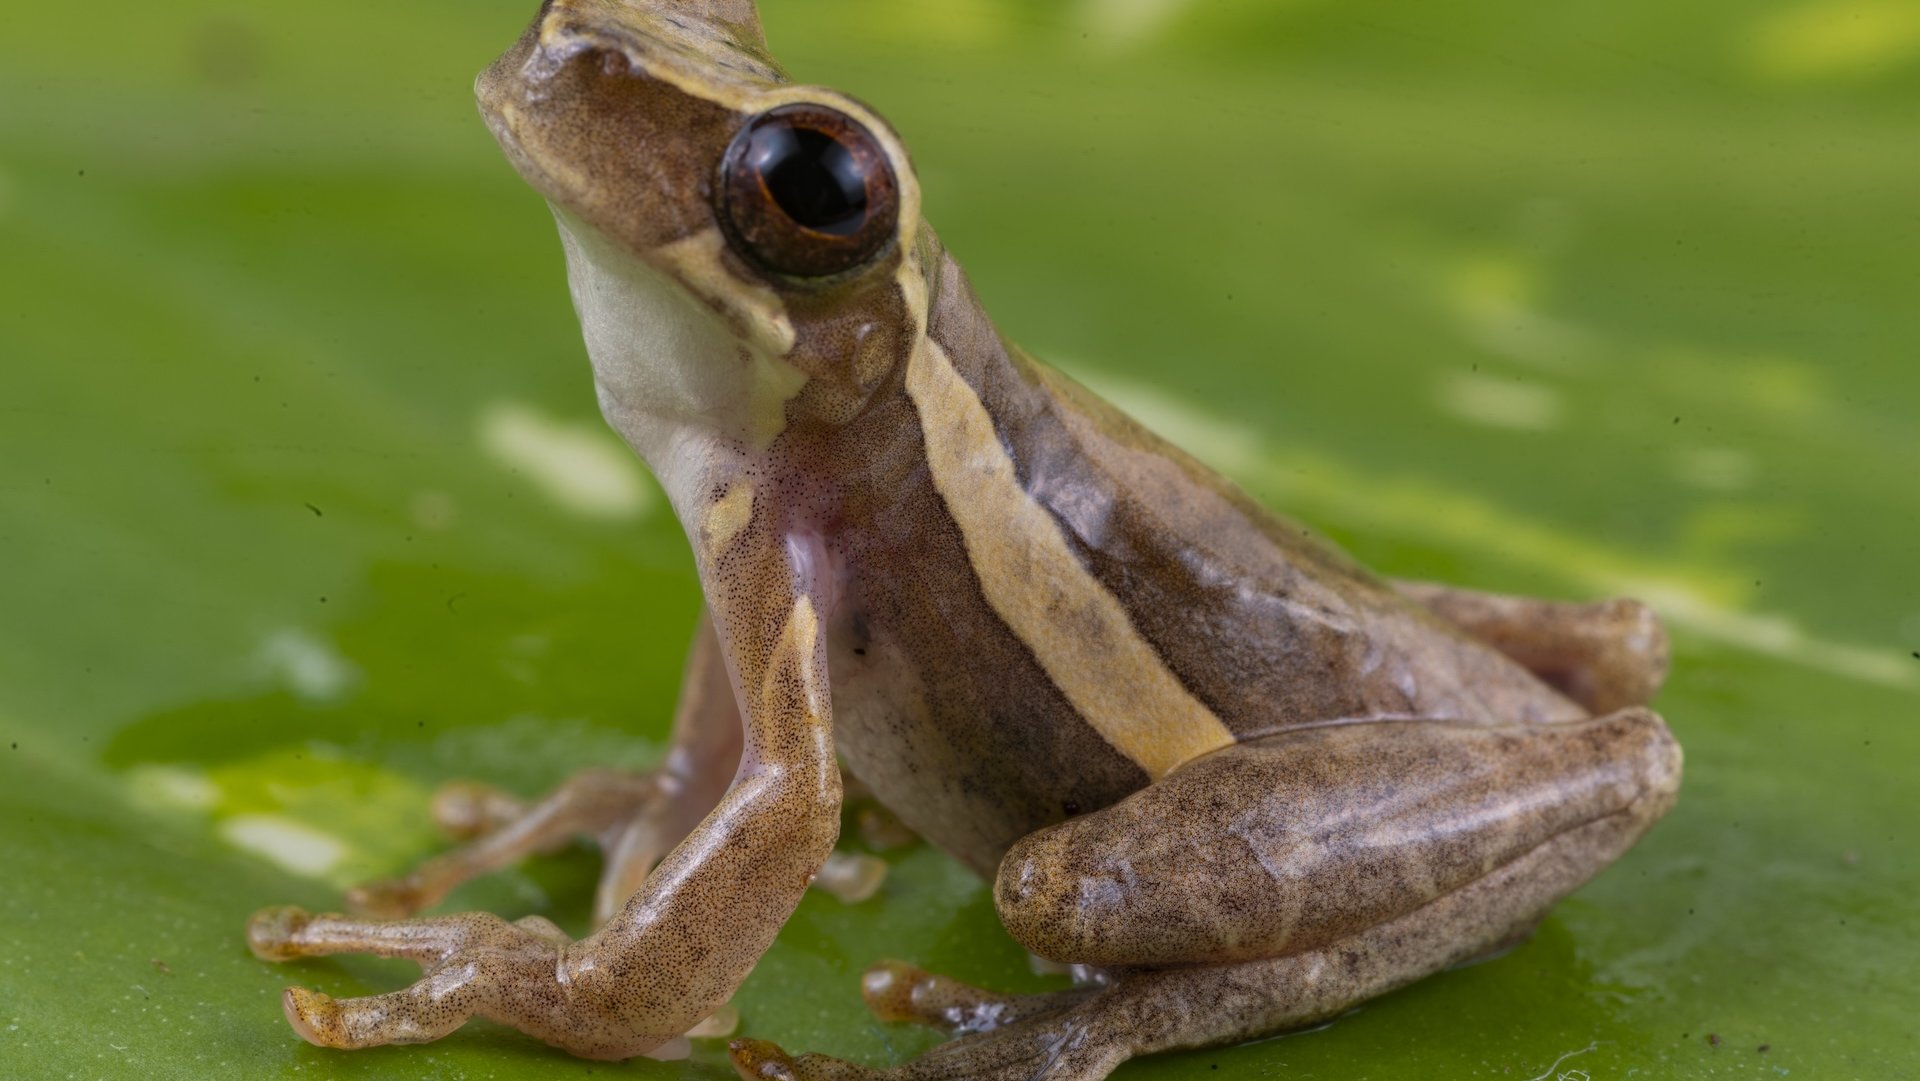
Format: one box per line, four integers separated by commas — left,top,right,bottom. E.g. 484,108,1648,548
473,93,566,212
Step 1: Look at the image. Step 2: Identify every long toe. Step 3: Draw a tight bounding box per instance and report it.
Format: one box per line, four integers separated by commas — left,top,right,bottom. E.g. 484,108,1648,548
730,1039,879,1081
281,987,339,1047
245,906,313,961
344,877,424,918
731,1038,803,1080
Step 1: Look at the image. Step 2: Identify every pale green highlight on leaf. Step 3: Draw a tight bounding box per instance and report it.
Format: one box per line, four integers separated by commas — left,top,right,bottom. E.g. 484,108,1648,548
480,401,656,521
1744,1,1920,81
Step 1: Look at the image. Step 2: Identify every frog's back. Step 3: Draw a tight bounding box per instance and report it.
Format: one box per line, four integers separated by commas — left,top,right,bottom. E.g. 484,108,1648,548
824,249,1582,873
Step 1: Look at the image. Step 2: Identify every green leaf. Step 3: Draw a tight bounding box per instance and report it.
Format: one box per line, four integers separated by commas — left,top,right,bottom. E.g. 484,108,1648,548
2,1,1916,1078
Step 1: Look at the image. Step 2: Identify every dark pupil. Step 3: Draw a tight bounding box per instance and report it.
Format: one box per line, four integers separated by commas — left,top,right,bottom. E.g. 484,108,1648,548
749,125,868,236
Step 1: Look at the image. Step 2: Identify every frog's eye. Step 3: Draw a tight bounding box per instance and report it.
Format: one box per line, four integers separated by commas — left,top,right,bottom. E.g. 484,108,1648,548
718,104,900,279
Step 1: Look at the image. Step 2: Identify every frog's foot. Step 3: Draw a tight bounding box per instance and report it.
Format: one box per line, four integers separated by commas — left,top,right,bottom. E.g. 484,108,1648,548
247,903,732,1059
725,963,1102,1081
345,767,661,920
858,961,1095,1034
728,706,1680,1081
246,906,586,1053
728,998,1117,1081
1395,579,1670,714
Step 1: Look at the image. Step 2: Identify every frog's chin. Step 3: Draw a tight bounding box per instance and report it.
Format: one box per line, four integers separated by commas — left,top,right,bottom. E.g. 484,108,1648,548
551,209,797,491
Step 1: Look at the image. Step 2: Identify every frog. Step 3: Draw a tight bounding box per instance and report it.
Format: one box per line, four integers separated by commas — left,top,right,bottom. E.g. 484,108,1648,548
242,2,1683,1077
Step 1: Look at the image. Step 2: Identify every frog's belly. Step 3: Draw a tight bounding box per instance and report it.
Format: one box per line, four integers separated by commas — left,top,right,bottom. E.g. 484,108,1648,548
823,618,1149,876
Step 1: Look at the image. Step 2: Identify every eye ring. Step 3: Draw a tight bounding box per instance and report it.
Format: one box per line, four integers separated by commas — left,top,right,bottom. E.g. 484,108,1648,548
717,103,900,279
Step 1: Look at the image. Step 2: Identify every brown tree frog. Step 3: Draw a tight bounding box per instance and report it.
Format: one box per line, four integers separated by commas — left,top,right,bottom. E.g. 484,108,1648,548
245,2,1682,1077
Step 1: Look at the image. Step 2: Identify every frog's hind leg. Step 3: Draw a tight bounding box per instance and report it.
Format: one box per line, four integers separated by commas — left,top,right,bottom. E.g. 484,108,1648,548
1395,580,1670,714
733,709,1680,1081
730,809,1662,1081
346,614,742,925
245,906,571,1049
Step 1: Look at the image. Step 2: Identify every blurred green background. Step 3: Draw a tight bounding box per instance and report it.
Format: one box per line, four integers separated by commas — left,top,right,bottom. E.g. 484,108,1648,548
2,0,1917,1078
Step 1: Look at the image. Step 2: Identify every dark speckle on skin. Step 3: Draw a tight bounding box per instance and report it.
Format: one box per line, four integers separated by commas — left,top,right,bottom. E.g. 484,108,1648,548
305,502,323,517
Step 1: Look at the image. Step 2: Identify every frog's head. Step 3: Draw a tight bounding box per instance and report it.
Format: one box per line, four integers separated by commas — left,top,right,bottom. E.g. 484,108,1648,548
477,0,927,477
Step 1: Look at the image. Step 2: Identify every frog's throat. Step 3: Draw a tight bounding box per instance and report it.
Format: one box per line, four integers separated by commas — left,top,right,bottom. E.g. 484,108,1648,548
554,209,806,501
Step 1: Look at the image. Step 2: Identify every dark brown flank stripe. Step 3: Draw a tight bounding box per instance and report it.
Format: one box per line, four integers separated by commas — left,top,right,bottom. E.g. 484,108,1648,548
916,250,1578,741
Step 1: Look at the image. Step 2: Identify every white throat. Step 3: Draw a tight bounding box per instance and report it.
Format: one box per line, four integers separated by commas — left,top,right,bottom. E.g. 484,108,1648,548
550,209,801,517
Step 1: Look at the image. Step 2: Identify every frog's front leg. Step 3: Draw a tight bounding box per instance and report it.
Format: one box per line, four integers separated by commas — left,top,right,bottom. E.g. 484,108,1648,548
734,708,1679,1081
346,612,743,925
249,539,841,1060
1396,580,1670,714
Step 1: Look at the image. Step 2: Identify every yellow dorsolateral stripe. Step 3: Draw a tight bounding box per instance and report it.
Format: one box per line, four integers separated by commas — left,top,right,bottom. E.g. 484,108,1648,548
759,595,828,730
899,267,1235,779
700,478,756,560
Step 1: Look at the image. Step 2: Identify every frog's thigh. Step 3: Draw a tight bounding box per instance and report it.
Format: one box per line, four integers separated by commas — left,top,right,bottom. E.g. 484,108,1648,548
997,709,1680,968
728,711,1680,1081
864,802,1665,1081
732,798,1645,1081
1395,579,1671,714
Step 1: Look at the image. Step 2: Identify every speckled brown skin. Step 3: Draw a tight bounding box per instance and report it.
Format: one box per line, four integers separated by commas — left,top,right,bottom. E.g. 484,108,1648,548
995,710,1679,968
242,1,1683,1075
